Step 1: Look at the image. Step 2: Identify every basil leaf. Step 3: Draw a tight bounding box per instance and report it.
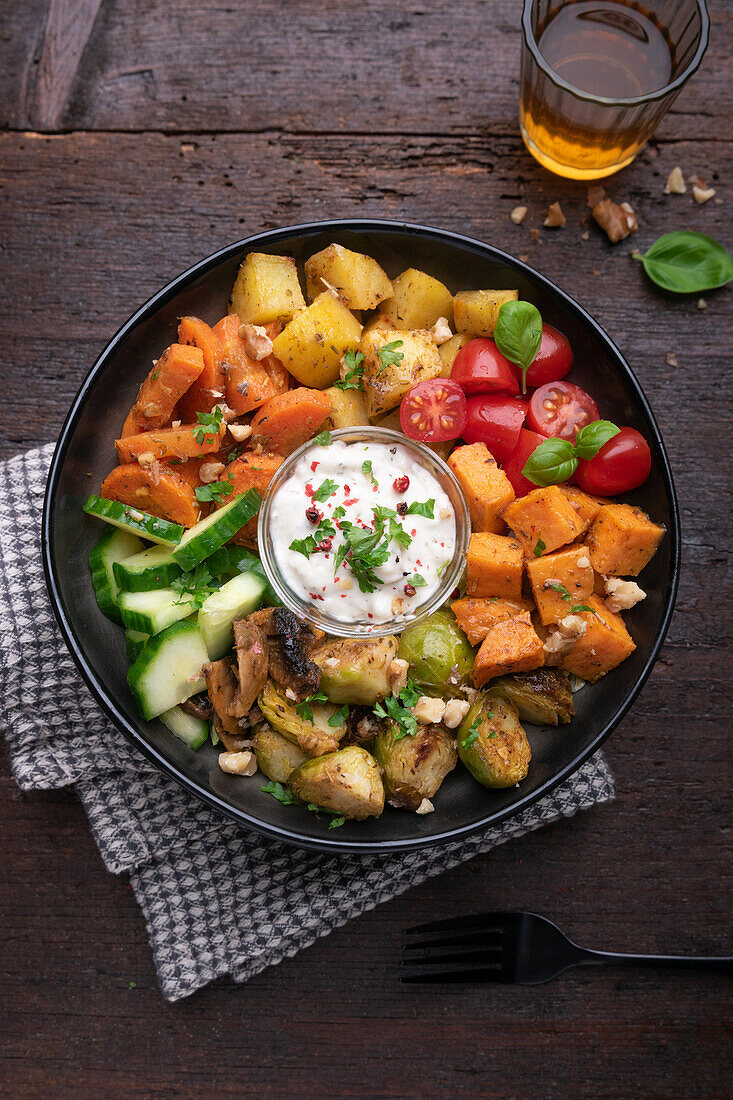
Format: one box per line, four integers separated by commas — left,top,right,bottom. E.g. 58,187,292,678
633,231,733,294
522,438,577,487
574,420,620,461
494,300,543,393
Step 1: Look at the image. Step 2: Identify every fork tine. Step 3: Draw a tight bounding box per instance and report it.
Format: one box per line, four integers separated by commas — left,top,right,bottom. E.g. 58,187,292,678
404,912,507,936
402,949,503,968
403,932,502,952
401,966,509,985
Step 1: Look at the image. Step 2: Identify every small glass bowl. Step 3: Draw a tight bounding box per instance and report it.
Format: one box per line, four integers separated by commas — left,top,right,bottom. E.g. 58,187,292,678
257,426,471,638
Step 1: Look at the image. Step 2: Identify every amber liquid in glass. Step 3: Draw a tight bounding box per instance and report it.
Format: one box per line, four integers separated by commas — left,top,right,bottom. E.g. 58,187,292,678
521,0,677,179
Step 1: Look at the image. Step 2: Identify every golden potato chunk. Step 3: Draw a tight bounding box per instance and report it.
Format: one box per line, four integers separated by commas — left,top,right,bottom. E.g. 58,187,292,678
360,327,443,418
230,252,306,325
379,268,454,329
438,333,471,376
272,292,363,389
454,289,519,337
324,386,369,428
304,243,393,310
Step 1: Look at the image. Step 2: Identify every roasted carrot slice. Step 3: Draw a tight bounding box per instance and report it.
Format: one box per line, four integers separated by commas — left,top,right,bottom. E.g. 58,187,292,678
219,452,284,546
115,423,225,464
120,343,204,437
100,463,202,527
213,316,289,416
250,388,332,456
176,317,226,421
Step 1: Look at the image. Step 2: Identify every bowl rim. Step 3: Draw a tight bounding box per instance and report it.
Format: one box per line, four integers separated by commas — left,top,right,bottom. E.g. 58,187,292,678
41,217,681,854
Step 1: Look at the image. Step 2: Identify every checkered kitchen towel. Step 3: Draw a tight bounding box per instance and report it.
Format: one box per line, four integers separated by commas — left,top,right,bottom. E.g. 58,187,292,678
0,445,615,1000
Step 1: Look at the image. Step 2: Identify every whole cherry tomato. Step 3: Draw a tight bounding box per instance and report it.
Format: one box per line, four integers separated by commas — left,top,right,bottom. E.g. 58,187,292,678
399,378,467,442
521,323,574,389
462,395,527,463
451,338,519,397
575,427,652,496
501,428,547,496
527,381,599,440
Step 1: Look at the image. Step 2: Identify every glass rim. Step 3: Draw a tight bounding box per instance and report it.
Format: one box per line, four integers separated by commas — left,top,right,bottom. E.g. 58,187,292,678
521,0,710,108
257,426,471,639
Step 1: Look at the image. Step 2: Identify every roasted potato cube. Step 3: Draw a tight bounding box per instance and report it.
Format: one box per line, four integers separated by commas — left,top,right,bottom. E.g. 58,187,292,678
304,243,393,310
378,268,454,330
272,291,363,389
451,596,534,646
491,668,574,726
472,611,545,687
501,486,587,557
360,327,443,418
555,595,636,682
312,636,399,705
374,721,457,810
586,503,665,577
466,532,524,599
560,485,604,528
448,443,515,533
525,545,595,625
251,723,309,783
288,745,385,820
230,252,306,325
457,690,531,788
323,385,369,429
438,333,471,376
453,289,518,337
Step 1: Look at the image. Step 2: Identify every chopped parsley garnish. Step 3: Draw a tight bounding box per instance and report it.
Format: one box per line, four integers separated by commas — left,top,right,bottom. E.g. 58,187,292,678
546,581,572,601
405,498,435,519
334,520,391,593
333,349,365,391
262,783,344,827
533,538,546,557
328,703,350,727
226,444,243,464
362,459,378,487
192,406,223,444
313,429,333,446
289,517,335,559
570,603,599,617
411,573,428,587
312,478,339,503
436,560,450,578
373,505,412,549
261,781,296,805
306,803,346,828
171,565,221,609
377,339,404,374
328,815,346,829
332,505,346,521
295,691,328,723
461,717,482,749
373,677,420,740
194,479,234,503
151,369,159,381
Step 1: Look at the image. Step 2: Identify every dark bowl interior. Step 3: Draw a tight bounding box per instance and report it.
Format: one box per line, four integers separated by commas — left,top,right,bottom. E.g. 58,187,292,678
43,219,680,853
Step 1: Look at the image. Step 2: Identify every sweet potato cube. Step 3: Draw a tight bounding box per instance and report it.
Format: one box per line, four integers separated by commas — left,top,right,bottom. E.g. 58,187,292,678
472,612,545,687
230,252,306,325
466,532,524,599
448,443,515,534
100,463,202,527
115,423,225,464
501,486,586,557
378,268,454,330
221,452,284,547
451,596,534,646
453,289,518,337
304,243,393,310
559,485,603,529
586,503,665,577
525,545,595,625
556,595,636,682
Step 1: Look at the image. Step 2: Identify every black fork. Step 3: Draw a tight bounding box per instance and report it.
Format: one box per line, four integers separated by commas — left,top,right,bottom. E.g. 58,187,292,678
402,911,733,984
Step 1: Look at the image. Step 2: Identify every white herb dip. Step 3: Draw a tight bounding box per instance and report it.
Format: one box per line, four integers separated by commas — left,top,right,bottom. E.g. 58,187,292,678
268,439,457,625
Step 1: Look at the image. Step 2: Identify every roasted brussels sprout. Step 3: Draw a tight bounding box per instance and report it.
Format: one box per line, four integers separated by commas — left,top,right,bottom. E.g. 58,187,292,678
251,722,309,782
397,610,475,697
374,721,457,810
258,679,346,757
288,745,385,820
312,636,399,705
491,668,574,726
457,689,531,788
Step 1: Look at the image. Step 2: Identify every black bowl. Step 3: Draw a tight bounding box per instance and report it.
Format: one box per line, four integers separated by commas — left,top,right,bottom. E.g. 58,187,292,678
42,219,680,853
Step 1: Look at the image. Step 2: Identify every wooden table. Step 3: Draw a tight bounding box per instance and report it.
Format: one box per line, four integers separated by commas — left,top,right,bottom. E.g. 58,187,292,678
1,2,731,1095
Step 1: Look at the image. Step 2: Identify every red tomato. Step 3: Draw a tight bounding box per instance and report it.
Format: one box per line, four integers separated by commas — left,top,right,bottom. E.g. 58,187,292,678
522,324,574,388
400,378,467,442
502,428,547,497
575,427,652,496
527,381,599,440
451,338,519,397
462,395,527,463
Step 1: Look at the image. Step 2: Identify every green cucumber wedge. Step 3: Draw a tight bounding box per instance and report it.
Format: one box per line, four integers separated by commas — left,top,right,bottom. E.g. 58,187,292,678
128,618,208,720
89,527,145,624
172,490,261,572
199,570,267,659
84,495,184,546
159,705,209,750
119,587,195,635
125,628,150,662
207,543,281,608
114,544,183,592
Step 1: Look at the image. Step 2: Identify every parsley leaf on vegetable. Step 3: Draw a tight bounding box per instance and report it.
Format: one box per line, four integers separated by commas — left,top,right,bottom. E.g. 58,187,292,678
333,349,365,391
170,565,221,609
195,479,234,503
192,406,224,444
533,538,546,557
295,691,328,724
328,704,350,727
377,340,404,373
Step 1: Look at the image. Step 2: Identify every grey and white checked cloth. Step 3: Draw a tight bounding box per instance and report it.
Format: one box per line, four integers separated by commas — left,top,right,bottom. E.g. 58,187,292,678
0,444,615,1000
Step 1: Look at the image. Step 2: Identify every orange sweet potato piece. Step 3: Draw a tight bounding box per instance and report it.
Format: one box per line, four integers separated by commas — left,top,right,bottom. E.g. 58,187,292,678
220,452,284,546
121,343,204,437
554,595,636,682
472,612,545,687
213,316,289,416
560,485,603,528
250,388,332,456
451,596,534,646
100,463,202,527
176,317,226,421
448,443,515,533
501,485,587,557
465,532,524,599
525,545,595,625
586,503,665,577
115,423,225,464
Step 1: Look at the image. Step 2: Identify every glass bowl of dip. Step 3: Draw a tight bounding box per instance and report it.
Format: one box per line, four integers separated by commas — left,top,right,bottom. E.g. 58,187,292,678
258,426,471,638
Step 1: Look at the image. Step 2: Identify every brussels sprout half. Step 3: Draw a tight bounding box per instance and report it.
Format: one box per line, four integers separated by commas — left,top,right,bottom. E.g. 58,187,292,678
457,689,531,789
258,680,347,757
491,668,574,726
374,720,457,810
312,636,399,705
397,609,475,698
251,722,309,782
288,745,385,820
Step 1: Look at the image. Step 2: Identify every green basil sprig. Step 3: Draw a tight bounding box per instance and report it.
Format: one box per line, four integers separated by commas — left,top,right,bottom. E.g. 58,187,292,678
633,231,733,294
494,300,543,394
523,421,620,487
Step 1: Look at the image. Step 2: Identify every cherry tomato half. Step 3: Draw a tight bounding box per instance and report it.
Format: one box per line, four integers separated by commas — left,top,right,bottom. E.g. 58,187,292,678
451,338,520,397
400,378,467,442
462,395,527,463
575,427,652,496
522,323,574,389
502,428,547,497
527,381,599,440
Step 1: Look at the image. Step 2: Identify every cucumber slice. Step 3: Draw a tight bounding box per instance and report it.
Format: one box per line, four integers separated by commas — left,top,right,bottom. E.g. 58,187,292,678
198,570,267,659
125,628,150,662
113,544,183,592
128,618,208,720
84,495,184,546
119,587,195,635
159,705,209,750
89,527,145,624
172,490,261,571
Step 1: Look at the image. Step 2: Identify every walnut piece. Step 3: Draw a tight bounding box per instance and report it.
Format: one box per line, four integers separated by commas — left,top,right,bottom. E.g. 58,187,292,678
218,751,258,776
228,423,252,443
605,578,646,613
238,322,274,360
199,461,226,483
693,184,716,204
414,696,446,725
442,699,470,729
663,167,686,195
510,205,527,225
387,658,410,697
543,201,566,228
415,798,435,815
428,316,453,345
592,196,638,243
543,615,587,660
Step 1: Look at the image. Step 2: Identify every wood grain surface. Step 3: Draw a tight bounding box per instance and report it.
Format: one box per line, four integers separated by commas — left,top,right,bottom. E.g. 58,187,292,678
1,0,731,1097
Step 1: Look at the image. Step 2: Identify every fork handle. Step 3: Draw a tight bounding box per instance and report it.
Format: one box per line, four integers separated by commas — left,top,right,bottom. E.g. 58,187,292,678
578,949,733,973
